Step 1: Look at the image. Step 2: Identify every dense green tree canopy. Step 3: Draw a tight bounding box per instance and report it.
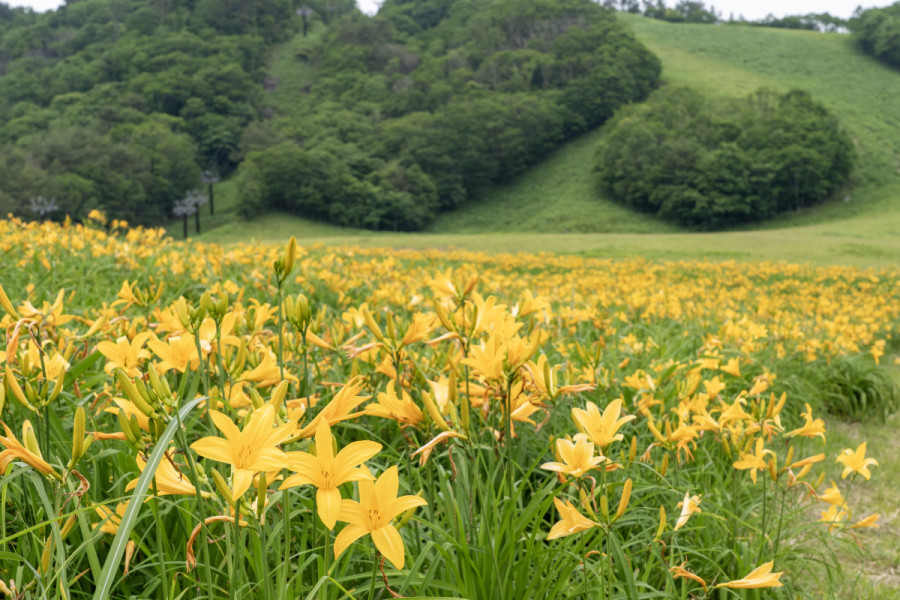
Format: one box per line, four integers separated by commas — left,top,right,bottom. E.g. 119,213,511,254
238,0,661,230
0,0,660,229
0,0,297,223
594,87,855,229
851,3,900,68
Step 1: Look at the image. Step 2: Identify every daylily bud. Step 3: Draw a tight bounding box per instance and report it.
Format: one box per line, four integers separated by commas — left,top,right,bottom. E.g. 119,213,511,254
0,383,5,414
615,479,633,520
211,468,235,506
118,410,144,450
124,540,136,576
785,446,795,467
40,537,52,574
60,514,77,540
175,297,192,329
362,307,386,343
49,372,65,402
256,472,267,520
22,421,42,458
24,381,38,405
433,301,455,333
5,366,36,412
421,391,450,432
149,418,165,440
813,472,826,489
462,274,479,298
71,406,86,464
628,435,637,462
0,283,19,319
271,380,289,413
249,388,264,410
542,358,554,398
385,313,396,342
199,291,214,315
116,371,155,418
283,237,297,280
216,292,230,318
768,457,778,482
599,494,609,521
460,390,470,433
660,453,669,477
654,505,667,540
146,368,166,402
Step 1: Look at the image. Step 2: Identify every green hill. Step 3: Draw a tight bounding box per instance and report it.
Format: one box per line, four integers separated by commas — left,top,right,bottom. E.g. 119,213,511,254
429,15,900,233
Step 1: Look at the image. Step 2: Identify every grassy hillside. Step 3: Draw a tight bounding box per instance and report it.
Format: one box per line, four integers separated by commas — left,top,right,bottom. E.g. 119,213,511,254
196,14,900,265
432,15,900,232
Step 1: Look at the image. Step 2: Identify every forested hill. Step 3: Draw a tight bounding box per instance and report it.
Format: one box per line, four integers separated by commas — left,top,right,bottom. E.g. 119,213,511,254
237,0,661,230
0,0,357,223
0,0,661,230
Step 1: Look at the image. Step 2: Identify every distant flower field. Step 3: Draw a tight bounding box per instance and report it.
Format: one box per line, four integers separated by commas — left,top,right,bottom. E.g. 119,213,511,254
0,214,895,599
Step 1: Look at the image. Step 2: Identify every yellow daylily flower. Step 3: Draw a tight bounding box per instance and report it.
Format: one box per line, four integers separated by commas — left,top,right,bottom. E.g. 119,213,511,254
240,350,295,386
547,497,599,540
366,381,423,427
733,438,774,484
674,492,702,531
670,562,707,591
148,334,200,374
716,561,783,589
97,332,154,377
571,398,635,449
94,502,129,536
541,434,606,479
461,336,506,383
191,405,294,500
0,421,55,475
817,481,844,507
719,357,741,378
280,420,381,530
126,451,208,497
818,504,848,532
295,378,369,439
334,465,427,569
836,442,878,480
849,514,880,529
785,403,825,441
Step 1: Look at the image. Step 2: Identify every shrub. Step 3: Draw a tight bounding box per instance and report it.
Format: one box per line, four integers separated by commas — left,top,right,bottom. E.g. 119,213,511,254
851,3,900,69
594,87,855,229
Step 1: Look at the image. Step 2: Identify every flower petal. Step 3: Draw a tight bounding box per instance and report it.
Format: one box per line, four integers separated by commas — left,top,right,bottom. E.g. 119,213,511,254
372,525,405,569
191,437,234,464
209,410,241,442
334,441,381,482
334,524,368,560
317,487,342,530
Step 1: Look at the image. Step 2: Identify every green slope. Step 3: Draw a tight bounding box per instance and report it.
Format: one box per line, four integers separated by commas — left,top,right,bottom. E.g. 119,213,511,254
430,15,900,232
199,14,900,266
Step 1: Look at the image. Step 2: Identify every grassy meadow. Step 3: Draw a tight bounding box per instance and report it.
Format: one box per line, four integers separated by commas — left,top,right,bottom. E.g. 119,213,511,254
0,216,898,598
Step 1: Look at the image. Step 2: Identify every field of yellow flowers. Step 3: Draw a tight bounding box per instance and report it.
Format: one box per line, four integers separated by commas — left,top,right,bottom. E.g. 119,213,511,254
0,214,896,600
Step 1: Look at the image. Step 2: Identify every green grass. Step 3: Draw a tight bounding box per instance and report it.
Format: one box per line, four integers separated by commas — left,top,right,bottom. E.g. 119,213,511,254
823,410,900,597
428,128,679,234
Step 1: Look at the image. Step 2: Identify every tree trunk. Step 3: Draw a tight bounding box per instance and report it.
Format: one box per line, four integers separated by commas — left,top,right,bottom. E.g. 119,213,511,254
208,183,215,216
